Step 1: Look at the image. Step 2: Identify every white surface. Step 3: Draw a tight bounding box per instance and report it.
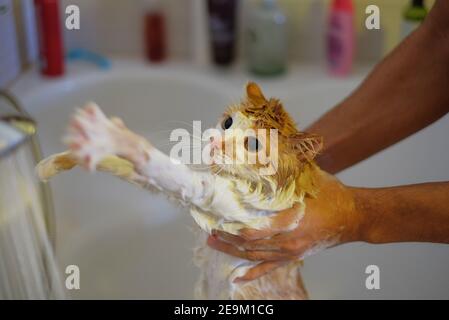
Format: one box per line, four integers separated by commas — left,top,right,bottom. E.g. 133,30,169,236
11,59,449,299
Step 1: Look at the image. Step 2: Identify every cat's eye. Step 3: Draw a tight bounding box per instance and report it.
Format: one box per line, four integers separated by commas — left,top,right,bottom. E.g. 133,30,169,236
245,137,260,152
222,116,233,130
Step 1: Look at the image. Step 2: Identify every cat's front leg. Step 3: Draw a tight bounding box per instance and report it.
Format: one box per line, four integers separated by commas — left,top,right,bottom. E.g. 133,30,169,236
65,103,213,205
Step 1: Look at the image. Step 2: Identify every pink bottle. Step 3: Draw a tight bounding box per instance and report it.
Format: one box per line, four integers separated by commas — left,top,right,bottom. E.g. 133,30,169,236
326,0,355,76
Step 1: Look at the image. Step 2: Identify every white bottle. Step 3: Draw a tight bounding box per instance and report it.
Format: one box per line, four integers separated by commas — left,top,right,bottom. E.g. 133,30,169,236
190,0,210,67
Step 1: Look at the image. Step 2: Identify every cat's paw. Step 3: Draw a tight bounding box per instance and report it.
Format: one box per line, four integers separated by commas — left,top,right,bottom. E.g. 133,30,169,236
64,102,125,171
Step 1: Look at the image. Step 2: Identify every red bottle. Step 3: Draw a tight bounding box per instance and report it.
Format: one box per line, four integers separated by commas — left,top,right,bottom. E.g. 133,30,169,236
144,10,166,62
34,0,64,76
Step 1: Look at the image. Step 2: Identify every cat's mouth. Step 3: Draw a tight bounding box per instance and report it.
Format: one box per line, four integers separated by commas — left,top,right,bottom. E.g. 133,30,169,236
209,147,232,173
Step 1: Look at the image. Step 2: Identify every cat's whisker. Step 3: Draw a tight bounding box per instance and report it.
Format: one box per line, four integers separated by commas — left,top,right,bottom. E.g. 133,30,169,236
211,166,224,176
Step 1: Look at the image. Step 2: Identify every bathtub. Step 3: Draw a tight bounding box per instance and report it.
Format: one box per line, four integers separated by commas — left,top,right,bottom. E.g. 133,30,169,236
11,59,449,299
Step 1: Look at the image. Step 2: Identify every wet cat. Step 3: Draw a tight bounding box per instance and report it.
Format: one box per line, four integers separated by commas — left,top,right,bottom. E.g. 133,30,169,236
37,82,324,299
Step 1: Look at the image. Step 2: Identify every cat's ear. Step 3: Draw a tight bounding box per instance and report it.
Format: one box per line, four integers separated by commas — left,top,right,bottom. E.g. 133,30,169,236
246,82,267,105
289,132,323,162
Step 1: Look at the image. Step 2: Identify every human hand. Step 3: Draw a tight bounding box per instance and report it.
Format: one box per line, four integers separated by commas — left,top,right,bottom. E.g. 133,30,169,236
207,171,361,282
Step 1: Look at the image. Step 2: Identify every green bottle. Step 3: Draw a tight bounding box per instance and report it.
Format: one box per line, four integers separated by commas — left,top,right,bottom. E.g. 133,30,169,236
246,0,288,76
401,0,428,39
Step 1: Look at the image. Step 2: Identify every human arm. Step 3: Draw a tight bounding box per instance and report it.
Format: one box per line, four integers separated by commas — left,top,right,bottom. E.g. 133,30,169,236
353,181,449,244
209,173,449,281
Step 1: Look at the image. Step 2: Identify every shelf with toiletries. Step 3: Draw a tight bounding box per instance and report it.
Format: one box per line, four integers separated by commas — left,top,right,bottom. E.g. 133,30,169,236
4,0,434,88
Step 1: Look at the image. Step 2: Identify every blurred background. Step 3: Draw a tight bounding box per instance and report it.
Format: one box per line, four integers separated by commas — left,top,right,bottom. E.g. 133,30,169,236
2,0,449,300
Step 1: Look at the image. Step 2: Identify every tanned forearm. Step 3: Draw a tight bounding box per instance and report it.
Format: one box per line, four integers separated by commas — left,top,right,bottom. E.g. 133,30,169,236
351,182,449,244
308,0,449,174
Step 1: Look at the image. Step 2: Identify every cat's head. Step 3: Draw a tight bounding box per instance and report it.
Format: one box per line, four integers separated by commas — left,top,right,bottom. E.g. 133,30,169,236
208,82,323,188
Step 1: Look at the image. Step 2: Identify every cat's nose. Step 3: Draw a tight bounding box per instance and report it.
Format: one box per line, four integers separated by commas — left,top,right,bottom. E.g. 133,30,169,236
210,136,222,150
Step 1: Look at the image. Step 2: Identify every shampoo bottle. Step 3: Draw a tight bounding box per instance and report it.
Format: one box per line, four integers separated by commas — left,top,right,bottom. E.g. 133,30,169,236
34,0,64,77
326,0,354,77
246,0,288,76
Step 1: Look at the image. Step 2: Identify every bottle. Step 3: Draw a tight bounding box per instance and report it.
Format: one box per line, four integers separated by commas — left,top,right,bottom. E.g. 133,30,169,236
401,0,427,40
191,0,210,67
207,0,238,66
143,0,167,63
326,0,355,77
34,0,64,77
246,0,288,76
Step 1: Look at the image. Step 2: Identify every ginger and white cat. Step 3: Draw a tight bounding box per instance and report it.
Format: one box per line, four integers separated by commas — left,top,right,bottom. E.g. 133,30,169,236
37,83,324,299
